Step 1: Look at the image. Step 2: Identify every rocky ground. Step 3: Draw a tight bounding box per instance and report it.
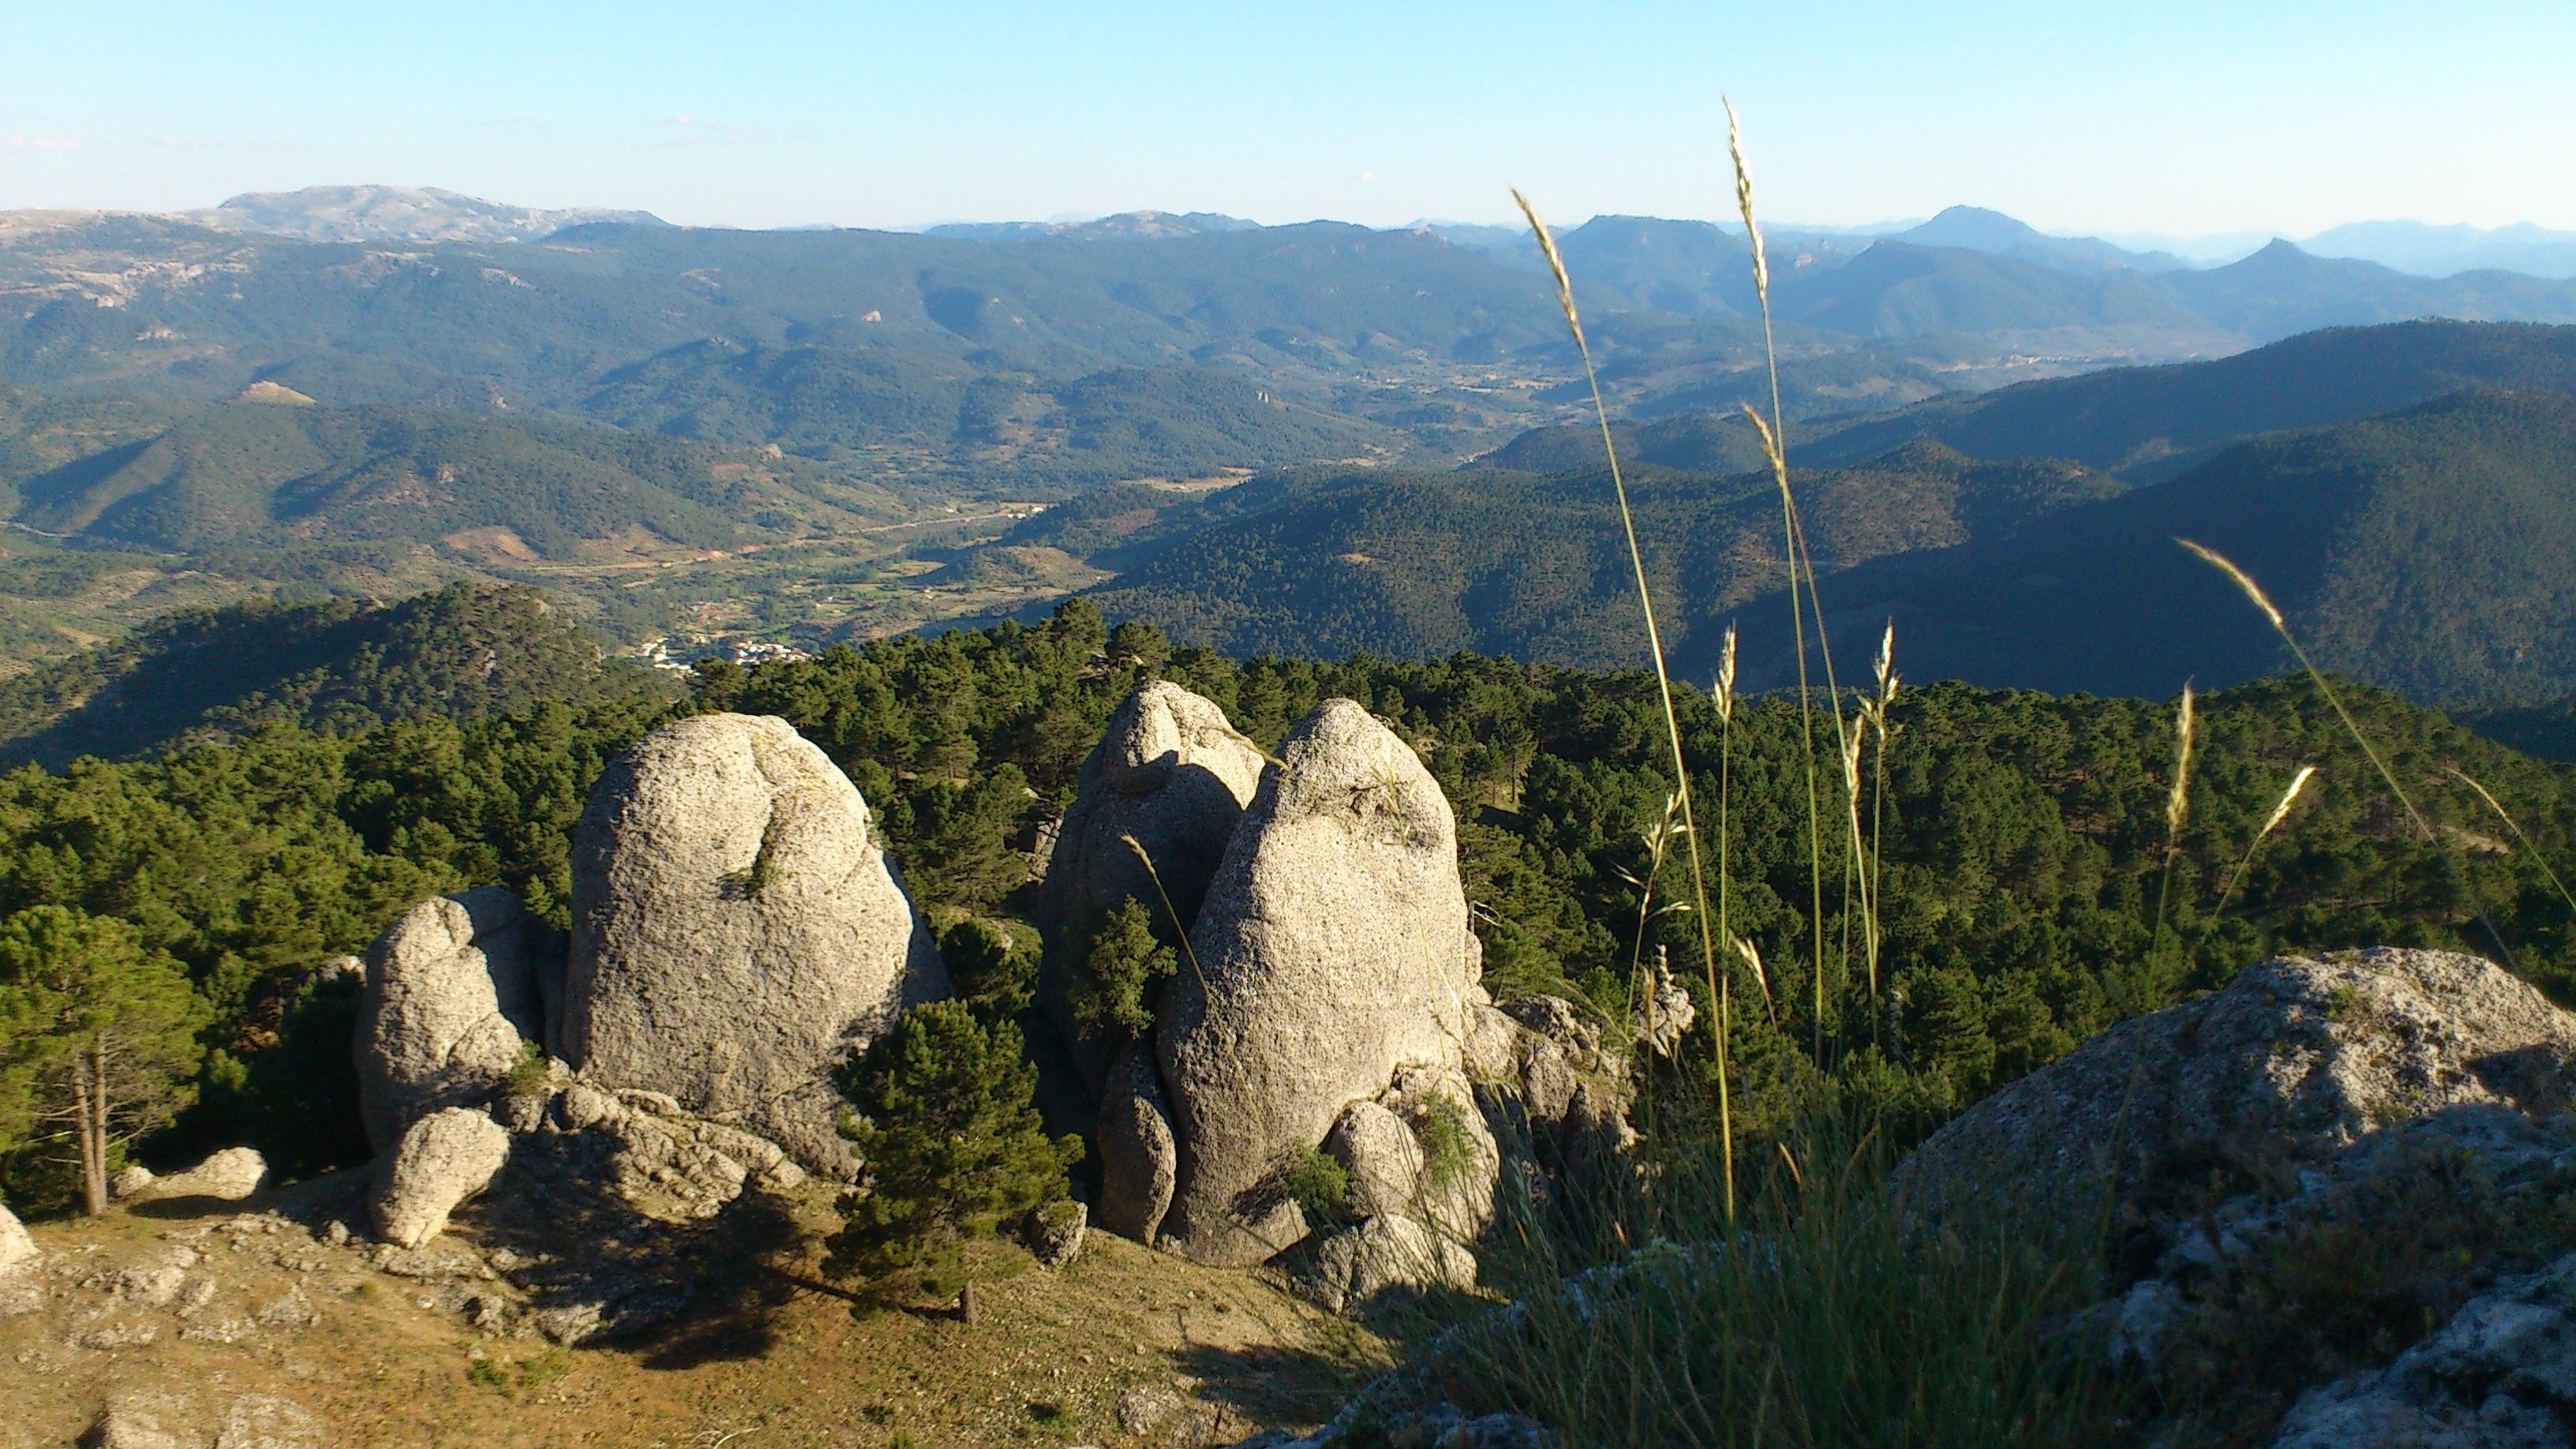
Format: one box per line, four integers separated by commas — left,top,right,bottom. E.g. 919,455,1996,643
0,1171,1384,1448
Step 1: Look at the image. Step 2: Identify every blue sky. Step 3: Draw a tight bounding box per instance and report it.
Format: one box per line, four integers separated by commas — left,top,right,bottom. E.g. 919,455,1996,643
2,1,2570,236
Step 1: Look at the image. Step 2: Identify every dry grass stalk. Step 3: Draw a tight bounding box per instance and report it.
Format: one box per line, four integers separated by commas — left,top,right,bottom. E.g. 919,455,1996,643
2215,764,2317,911
2176,537,2518,968
2446,766,2576,917
1515,188,1735,1221
1121,833,1211,995
1727,99,1859,1066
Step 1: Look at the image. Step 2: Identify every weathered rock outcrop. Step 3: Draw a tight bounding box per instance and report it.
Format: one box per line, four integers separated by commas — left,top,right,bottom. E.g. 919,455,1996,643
370,1108,511,1249
0,1201,33,1275
1037,681,1265,1089
561,713,945,1170
1896,947,2576,1245
1157,698,1493,1267
355,886,553,1151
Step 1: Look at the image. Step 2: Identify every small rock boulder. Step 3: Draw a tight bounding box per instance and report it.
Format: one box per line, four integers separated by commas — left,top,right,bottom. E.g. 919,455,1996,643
372,1107,511,1249
0,1201,34,1275
1023,1200,1088,1267
561,713,947,1172
1325,1099,1425,1221
90,1390,200,1449
1037,682,1266,1086
1895,948,2576,1246
1305,1214,1477,1314
1095,1042,1180,1244
129,1146,267,1204
1158,699,1490,1267
356,886,553,1151
109,1164,155,1200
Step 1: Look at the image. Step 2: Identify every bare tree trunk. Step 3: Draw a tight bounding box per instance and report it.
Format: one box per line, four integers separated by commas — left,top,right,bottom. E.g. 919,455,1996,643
92,1035,113,1211
73,1039,106,1217
959,1280,979,1325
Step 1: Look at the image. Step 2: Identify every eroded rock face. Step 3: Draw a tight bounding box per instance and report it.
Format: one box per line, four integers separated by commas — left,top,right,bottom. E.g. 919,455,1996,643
1895,948,2576,1245
1037,681,1265,1088
1095,1042,1180,1244
1156,699,1489,1267
561,713,946,1170
372,1108,510,1249
355,886,552,1151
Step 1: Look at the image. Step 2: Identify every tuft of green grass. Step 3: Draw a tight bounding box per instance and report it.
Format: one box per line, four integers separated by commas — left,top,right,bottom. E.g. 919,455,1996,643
1432,1120,2116,1448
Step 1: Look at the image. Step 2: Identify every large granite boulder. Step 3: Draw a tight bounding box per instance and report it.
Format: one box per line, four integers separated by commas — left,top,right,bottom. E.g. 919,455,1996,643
560,713,946,1171
1895,947,2576,1246
355,886,553,1151
1156,699,1491,1267
1037,681,1265,1089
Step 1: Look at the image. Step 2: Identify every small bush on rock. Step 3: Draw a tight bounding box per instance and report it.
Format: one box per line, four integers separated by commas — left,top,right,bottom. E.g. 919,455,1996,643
1282,1144,1354,1226
826,1000,1081,1309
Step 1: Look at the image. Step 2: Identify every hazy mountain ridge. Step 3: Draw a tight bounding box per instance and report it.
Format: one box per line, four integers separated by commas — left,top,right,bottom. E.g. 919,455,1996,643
1477,320,2576,478
186,184,668,245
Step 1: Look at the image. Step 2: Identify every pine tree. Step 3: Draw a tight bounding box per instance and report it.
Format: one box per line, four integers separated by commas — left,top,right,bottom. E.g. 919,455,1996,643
826,1001,1080,1309
938,916,1039,1022
1070,897,1178,1039
0,906,208,1215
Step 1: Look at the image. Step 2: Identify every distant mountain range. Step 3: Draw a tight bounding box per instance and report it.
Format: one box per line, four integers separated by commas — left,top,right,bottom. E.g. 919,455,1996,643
184,185,667,245
2304,221,2576,280
7,182,2576,706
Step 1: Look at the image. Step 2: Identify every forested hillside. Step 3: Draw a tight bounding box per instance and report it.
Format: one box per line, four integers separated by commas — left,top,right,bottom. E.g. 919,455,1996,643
1786,388,2576,704
5,596,2570,1215
1076,323,2576,707
1084,447,2121,666
0,582,670,766
1481,319,2576,477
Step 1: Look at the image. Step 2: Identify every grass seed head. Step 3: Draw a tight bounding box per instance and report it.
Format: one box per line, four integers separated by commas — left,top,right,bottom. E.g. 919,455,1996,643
2263,765,2319,836
1511,189,1586,351
1715,623,1739,723
2166,685,2196,838
2177,537,2287,631
1722,96,1770,305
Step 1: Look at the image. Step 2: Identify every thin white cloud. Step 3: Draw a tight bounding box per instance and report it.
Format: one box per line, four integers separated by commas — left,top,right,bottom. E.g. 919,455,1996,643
1,134,83,152
656,114,762,147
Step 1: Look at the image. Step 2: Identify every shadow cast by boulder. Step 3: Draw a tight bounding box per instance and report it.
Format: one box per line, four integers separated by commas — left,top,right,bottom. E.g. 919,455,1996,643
457,1127,805,1365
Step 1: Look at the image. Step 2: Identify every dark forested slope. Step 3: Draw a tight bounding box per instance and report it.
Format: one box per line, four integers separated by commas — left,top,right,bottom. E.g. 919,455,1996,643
1087,447,2123,666
1777,388,2576,704
0,581,670,766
